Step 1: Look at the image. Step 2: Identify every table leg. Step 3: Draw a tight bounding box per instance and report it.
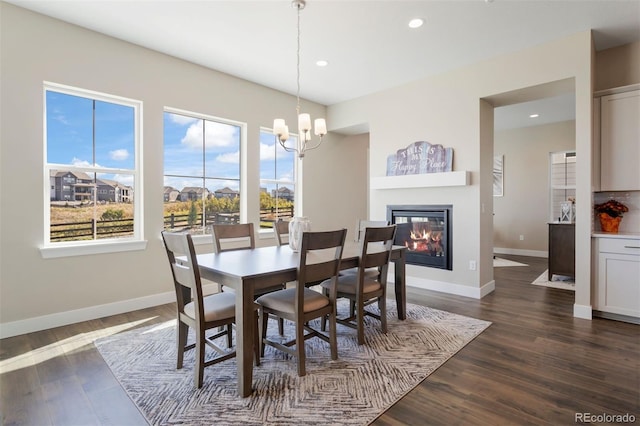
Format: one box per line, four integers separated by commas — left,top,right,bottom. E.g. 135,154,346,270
235,280,255,397
394,251,406,320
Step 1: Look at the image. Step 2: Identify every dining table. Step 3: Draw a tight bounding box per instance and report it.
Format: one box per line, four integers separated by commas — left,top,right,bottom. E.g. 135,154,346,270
196,241,407,397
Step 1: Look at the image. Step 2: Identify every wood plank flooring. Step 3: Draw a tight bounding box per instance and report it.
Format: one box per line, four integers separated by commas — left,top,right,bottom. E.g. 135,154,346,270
1,255,638,425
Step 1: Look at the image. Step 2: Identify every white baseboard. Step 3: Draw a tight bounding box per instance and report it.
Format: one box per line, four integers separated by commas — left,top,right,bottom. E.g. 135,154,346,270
398,275,495,300
0,283,219,339
494,247,547,258
573,303,593,320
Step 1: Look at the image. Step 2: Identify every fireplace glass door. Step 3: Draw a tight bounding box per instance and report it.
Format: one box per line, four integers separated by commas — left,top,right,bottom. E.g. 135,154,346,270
388,205,452,270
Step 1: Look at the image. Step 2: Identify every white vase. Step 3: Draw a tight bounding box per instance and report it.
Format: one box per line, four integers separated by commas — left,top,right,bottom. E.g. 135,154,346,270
288,217,311,252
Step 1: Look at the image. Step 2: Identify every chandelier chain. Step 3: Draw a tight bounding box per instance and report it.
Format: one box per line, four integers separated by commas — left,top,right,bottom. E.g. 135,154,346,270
296,3,301,117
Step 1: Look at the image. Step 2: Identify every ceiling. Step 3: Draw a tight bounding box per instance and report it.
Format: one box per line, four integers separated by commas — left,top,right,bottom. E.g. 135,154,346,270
6,0,640,129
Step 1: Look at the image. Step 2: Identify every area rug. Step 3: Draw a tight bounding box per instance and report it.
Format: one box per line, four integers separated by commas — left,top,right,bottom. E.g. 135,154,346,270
95,301,491,426
532,269,575,291
493,257,528,267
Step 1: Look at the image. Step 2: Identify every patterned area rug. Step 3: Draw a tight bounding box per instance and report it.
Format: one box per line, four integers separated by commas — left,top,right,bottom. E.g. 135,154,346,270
532,269,575,291
493,257,528,267
95,301,490,426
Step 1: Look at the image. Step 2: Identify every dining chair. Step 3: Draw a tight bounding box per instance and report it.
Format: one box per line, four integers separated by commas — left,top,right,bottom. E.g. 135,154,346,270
354,219,389,243
321,225,396,345
161,230,260,388
341,219,390,279
273,220,290,247
212,223,255,253
256,228,347,376
212,222,285,334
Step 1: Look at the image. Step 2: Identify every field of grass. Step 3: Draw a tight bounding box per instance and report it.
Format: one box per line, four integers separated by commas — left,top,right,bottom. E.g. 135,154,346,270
50,203,134,224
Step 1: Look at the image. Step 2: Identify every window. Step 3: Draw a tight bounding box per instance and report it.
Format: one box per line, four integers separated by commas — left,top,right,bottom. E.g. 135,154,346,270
44,83,142,252
549,151,576,222
163,109,242,234
259,129,297,229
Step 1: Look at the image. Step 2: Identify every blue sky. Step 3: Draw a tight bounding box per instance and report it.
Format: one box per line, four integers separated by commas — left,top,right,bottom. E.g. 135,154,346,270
46,91,295,196
46,90,135,186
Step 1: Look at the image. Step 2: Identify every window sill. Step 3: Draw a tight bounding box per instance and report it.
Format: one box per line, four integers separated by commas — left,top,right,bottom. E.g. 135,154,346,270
40,239,148,259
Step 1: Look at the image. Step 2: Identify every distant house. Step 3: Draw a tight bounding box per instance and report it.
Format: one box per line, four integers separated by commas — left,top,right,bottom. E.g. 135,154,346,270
96,179,133,203
214,187,239,199
271,186,294,201
179,186,210,201
50,170,93,201
163,186,180,202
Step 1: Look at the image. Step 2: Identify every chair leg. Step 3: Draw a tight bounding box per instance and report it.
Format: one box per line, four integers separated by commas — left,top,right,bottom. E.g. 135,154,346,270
295,320,306,377
329,310,338,360
379,297,387,334
259,308,268,357
177,321,188,369
226,323,233,348
195,329,206,388
254,311,261,367
278,317,284,336
356,297,365,345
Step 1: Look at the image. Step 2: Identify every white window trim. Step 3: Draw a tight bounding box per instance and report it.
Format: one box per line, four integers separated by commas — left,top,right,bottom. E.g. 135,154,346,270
41,82,144,258
163,107,247,225
258,127,301,236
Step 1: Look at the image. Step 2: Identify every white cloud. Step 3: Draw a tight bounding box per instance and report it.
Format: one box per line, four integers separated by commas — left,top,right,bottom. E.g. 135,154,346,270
109,149,129,161
169,114,199,126
71,157,93,167
53,113,69,125
181,121,237,150
112,174,134,187
216,151,239,163
260,142,276,160
71,157,104,168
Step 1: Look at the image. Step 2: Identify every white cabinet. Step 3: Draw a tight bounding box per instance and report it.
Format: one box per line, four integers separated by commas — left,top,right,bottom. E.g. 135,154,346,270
594,237,640,321
599,88,640,191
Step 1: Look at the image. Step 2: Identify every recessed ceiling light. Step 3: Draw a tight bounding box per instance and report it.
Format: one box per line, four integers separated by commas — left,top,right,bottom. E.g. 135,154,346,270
408,18,424,29
316,60,328,67
529,114,540,118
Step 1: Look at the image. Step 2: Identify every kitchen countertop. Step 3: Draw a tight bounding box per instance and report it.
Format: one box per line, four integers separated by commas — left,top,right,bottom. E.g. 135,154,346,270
592,232,640,240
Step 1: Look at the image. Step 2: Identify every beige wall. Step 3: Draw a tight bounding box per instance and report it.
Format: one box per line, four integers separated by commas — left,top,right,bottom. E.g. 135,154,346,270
493,121,576,254
328,32,595,311
595,41,640,91
0,3,368,335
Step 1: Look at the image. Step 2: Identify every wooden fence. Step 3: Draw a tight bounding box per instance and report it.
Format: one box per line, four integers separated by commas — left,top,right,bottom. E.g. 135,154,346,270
50,207,295,240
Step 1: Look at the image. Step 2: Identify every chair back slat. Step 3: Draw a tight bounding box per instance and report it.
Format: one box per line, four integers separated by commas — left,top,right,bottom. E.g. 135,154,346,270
161,231,205,316
358,225,396,284
273,220,289,246
297,229,347,288
212,223,255,253
355,219,389,242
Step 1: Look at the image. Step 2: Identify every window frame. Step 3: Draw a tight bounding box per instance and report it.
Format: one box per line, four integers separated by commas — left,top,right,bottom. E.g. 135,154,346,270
40,82,145,258
163,107,247,240
548,150,576,222
258,127,300,235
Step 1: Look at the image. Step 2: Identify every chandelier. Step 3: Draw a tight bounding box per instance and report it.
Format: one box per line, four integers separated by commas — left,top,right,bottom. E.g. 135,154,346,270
272,0,326,159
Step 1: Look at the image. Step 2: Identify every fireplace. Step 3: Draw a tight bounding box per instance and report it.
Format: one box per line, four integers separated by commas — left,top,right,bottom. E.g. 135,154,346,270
387,205,452,270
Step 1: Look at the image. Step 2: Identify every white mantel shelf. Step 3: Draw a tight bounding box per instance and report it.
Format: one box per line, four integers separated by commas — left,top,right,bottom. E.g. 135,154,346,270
370,171,470,189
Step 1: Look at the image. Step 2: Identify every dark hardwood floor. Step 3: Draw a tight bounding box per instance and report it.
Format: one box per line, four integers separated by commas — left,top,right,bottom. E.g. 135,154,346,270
1,255,638,425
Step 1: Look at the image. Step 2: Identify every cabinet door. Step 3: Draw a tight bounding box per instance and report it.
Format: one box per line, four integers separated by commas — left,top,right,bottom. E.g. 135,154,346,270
597,252,640,317
548,224,575,279
600,90,640,191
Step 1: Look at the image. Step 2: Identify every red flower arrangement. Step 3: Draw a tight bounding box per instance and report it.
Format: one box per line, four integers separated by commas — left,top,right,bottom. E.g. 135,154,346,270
594,199,629,218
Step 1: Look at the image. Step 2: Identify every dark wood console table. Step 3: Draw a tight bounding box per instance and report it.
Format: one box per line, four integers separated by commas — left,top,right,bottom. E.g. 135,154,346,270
548,223,575,280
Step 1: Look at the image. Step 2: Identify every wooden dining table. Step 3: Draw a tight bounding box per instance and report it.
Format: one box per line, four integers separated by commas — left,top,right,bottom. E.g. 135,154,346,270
196,242,407,397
